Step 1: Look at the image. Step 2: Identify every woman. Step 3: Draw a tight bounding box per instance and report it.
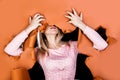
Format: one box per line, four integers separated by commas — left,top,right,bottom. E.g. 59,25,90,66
4,8,108,80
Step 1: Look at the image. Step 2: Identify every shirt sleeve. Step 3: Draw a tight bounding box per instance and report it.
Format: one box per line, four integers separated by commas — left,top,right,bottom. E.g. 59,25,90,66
83,26,108,51
4,30,28,56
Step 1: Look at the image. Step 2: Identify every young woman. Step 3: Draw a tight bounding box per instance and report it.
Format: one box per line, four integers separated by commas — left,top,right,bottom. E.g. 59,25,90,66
4,8,108,80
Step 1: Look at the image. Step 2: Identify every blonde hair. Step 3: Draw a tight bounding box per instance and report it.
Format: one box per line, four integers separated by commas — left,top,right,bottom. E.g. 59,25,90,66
41,26,64,50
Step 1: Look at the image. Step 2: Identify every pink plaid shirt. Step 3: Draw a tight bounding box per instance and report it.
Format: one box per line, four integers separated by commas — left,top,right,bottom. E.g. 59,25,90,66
38,41,78,80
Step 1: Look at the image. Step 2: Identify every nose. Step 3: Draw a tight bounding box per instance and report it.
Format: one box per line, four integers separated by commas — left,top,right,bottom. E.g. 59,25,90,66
49,25,55,27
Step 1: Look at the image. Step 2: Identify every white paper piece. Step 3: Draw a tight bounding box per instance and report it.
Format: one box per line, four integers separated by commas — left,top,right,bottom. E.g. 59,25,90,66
37,30,41,48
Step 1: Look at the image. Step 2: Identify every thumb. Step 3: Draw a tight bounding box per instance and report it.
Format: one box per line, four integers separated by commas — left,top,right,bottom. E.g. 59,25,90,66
29,16,32,24
80,12,83,20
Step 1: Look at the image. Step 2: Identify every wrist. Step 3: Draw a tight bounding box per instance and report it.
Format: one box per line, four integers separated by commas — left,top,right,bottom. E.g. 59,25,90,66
25,24,35,34
25,27,32,34
77,23,87,31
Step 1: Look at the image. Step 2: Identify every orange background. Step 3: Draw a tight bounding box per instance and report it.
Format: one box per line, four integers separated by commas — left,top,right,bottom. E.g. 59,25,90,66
0,0,120,80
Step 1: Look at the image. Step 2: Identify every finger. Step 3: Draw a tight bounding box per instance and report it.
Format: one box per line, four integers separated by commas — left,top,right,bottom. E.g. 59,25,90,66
66,11,74,17
34,13,40,18
38,23,42,26
72,8,78,16
35,15,44,20
65,15,72,19
80,12,83,20
37,19,45,23
29,17,32,24
68,21,73,24
34,13,44,19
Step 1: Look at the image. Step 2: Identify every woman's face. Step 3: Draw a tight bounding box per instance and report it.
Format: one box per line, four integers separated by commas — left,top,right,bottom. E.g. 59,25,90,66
45,25,59,35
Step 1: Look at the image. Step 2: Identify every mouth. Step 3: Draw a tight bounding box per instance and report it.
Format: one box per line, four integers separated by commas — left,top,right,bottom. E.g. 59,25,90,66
50,27,56,29
50,25,57,29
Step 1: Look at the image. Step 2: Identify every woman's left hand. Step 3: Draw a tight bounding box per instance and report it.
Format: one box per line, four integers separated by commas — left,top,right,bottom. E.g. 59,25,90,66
65,8,86,31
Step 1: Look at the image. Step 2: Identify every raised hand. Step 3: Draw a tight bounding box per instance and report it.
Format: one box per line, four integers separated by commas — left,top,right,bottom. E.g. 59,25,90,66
25,13,45,34
65,8,86,31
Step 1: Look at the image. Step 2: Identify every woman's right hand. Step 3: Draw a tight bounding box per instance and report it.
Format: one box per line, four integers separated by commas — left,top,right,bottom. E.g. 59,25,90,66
25,13,45,34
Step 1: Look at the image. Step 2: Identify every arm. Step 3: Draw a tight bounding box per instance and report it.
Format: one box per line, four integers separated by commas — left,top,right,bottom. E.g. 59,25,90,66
82,26,108,50
65,8,108,51
4,31,28,56
4,14,45,56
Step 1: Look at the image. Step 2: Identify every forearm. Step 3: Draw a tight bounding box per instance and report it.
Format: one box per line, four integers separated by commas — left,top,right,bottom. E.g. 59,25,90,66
81,25,108,50
4,30,29,56
25,25,35,34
